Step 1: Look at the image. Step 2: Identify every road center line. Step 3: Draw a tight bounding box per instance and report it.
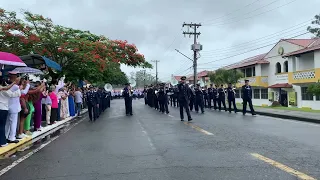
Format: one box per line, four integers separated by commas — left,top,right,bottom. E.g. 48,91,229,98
183,122,214,135
251,153,316,180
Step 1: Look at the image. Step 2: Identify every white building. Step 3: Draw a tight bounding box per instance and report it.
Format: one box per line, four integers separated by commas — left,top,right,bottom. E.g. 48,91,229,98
226,38,320,110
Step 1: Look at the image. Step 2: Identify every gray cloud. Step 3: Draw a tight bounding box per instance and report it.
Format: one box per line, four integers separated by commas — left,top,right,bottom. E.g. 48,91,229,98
1,0,319,81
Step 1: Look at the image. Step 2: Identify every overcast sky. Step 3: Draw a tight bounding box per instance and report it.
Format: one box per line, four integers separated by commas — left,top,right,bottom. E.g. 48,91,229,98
1,0,319,82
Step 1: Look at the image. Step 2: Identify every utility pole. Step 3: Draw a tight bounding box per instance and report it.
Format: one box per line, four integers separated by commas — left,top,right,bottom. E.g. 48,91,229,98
182,22,202,86
151,60,160,84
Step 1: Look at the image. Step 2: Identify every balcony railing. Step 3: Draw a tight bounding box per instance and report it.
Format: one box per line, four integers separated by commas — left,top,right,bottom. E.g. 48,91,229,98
288,69,320,84
236,76,268,88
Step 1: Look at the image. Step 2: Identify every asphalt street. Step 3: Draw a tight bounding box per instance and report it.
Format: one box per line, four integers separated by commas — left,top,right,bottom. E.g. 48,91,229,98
0,99,319,180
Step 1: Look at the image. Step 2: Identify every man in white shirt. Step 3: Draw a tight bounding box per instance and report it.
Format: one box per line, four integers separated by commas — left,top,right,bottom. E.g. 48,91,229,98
74,87,83,117
6,71,30,143
0,77,21,146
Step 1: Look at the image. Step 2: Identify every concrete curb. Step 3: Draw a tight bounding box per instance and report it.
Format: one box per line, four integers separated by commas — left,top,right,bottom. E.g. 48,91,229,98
233,108,320,124
0,109,88,158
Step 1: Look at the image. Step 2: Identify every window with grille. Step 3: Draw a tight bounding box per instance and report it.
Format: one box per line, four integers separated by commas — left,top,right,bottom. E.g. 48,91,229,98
253,89,260,99
261,89,268,99
301,87,313,100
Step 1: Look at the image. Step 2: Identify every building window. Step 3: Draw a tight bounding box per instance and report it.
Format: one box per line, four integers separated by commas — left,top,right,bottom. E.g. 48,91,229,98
246,67,252,77
253,66,256,76
261,88,268,99
235,89,240,98
276,62,281,73
316,95,320,101
301,87,313,100
253,89,260,99
284,61,288,72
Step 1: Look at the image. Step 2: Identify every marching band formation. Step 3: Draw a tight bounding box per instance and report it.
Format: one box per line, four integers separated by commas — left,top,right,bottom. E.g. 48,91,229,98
135,76,257,121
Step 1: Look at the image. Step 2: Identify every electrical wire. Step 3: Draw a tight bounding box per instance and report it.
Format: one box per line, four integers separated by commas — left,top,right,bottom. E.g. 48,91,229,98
204,0,298,27
202,0,261,24
198,31,310,66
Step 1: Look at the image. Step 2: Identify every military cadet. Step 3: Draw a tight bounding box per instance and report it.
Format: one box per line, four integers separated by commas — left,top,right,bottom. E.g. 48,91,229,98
213,84,219,110
143,86,148,105
202,86,208,108
86,85,99,122
177,76,192,121
106,91,111,108
218,84,227,111
168,87,174,107
207,84,213,109
153,85,159,111
158,83,169,114
242,80,256,115
147,85,154,107
122,83,133,116
227,83,237,113
194,83,205,113
189,85,195,111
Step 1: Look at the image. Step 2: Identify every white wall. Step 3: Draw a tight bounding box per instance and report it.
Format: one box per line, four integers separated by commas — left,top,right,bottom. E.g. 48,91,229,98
313,50,320,68
297,52,314,71
265,40,304,86
255,64,262,76
261,64,269,76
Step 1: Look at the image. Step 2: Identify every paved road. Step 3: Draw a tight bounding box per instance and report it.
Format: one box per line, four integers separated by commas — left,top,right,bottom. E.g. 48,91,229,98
1,99,320,180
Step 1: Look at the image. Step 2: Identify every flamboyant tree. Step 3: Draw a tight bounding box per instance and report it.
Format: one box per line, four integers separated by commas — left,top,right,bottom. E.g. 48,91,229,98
0,8,152,83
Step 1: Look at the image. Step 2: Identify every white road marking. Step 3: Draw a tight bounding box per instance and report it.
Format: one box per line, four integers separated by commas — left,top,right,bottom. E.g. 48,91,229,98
137,120,156,150
0,117,85,177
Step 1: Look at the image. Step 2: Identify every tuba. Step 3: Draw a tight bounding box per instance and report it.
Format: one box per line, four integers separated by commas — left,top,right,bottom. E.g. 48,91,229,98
104,83,113,92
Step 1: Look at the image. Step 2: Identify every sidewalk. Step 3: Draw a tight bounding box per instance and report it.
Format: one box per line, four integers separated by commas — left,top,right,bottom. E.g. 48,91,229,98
0,109,88,158
236,106,320,124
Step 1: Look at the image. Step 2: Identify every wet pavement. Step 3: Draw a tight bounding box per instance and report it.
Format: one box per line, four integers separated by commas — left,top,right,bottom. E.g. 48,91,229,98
0,99,319,180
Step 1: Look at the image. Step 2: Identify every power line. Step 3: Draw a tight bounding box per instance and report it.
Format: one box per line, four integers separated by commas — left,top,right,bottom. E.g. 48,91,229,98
204,0,298,27
201,29,307,58
202,0,261,24
201,18,312,53
198,31,310,66
203,0,278,25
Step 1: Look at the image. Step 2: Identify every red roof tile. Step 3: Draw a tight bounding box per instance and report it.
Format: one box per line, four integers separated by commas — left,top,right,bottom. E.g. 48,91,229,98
225,53,268,69
284,44,320,57
282,39,316,47
268,83,292,88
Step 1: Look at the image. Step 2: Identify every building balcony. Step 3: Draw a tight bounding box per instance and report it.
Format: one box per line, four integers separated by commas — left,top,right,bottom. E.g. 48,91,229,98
236,76,268,88
288,68,320,84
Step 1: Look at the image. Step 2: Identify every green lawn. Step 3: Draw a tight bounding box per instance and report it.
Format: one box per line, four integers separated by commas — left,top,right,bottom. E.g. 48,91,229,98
235,103,320,113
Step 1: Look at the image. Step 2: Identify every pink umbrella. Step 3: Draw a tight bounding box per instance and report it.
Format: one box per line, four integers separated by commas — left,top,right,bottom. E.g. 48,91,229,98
0,52,27,67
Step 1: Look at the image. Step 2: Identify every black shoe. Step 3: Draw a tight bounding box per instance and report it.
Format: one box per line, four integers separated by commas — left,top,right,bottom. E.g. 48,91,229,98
7,139,19,144
188,118,193,121
130,113,133,116
252,113,256,116
201,111,204,114
181,119,184,121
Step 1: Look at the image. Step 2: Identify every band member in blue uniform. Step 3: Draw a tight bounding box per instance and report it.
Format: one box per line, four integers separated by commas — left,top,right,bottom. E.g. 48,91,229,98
194,83,205,113
202,86,208,108
227,83,237,113
242,80,256,115
189,85,195,111
122,83,133,116
207,84,213,109
177,76,192,121
86,85,99,122
158,83,169,114
218,84,227,111
213,85,218,110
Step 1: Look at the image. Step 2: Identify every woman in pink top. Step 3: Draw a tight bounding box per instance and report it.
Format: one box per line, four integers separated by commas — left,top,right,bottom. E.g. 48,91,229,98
49,85,58,125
